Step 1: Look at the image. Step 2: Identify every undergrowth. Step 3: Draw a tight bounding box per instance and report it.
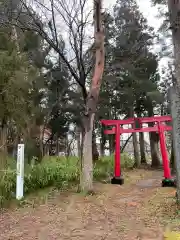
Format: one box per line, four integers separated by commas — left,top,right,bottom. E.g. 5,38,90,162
0,153,134,207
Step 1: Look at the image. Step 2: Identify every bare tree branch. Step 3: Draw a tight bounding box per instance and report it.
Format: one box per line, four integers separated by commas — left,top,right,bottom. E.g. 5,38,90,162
8,0,94,100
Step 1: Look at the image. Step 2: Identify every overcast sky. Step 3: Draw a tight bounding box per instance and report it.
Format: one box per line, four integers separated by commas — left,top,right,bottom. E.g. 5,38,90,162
46,0,167,68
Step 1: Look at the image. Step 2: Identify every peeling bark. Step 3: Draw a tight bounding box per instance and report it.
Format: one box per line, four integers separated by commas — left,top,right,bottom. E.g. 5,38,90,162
80,0,105,192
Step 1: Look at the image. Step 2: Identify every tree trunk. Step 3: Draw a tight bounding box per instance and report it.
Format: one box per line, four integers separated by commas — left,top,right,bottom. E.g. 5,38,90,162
109,135,115,155
0,122,7,170
39,125,45,159
133,132,140,168
80,0,105,192
169,86,180,202
129,108,140,167
100,139,105,157
170,140,175,174
12,134,20,159
39,138,44,159
56,137,59,156
147,104,161,168
76,127,81,159
149,132,161,168
168,0,180,202
80,114,95,192
139,132,147,164
92,131,99,162
100,125,106,157
121,134,132,153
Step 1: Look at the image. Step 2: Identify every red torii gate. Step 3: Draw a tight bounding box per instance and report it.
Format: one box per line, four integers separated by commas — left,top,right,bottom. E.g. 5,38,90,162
101,115,176,187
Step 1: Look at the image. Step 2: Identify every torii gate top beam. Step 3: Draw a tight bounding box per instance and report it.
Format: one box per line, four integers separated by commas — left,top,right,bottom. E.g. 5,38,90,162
101,115,172,126
104,125,172,134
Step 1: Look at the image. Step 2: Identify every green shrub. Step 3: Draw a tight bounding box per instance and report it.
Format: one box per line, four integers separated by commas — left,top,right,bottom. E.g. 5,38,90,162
0,154,133,206
94,153,134,180
121,153,134,169
0,169,16,206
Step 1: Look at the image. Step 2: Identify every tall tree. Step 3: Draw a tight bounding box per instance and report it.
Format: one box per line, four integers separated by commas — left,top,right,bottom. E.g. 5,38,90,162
5,0,105,191
0,25,38,167
95,0,162,166
80,0,105,191
152,0,180,203
167,0,180,203
112,0,161,166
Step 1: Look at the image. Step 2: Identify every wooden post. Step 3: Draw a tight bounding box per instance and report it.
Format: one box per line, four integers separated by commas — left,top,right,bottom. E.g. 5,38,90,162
16,144,24,200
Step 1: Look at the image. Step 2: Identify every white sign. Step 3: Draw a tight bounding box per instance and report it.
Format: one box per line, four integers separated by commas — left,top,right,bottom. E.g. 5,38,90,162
16,144,24,200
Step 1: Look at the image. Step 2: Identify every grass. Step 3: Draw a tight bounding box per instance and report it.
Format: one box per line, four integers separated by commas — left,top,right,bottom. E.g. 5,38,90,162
0,153,134,207
1,162,180,239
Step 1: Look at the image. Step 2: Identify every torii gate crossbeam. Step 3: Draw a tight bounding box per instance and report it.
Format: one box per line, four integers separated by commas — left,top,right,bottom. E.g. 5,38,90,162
101,115,176,187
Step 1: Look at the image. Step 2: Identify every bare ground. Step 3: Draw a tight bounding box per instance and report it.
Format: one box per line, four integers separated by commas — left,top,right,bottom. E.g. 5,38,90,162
0,169,179,240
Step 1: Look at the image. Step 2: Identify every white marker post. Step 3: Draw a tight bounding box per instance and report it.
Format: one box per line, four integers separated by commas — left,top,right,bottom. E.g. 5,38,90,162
16,144,25,200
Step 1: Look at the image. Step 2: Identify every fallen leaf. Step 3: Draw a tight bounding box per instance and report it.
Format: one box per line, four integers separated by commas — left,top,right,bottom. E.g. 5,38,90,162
127,201,139,207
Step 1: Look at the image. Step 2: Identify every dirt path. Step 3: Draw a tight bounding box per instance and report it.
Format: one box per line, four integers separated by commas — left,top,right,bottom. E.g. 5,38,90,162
0,170,179,240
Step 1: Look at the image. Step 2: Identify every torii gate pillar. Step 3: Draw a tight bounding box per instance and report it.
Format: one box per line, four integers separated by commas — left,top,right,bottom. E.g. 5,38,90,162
111,124,124,185
101,116,176,188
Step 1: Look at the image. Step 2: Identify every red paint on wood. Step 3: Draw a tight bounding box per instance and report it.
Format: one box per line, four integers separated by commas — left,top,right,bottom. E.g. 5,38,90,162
104,125,172,134
115,125,121,177
101,115,173,181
